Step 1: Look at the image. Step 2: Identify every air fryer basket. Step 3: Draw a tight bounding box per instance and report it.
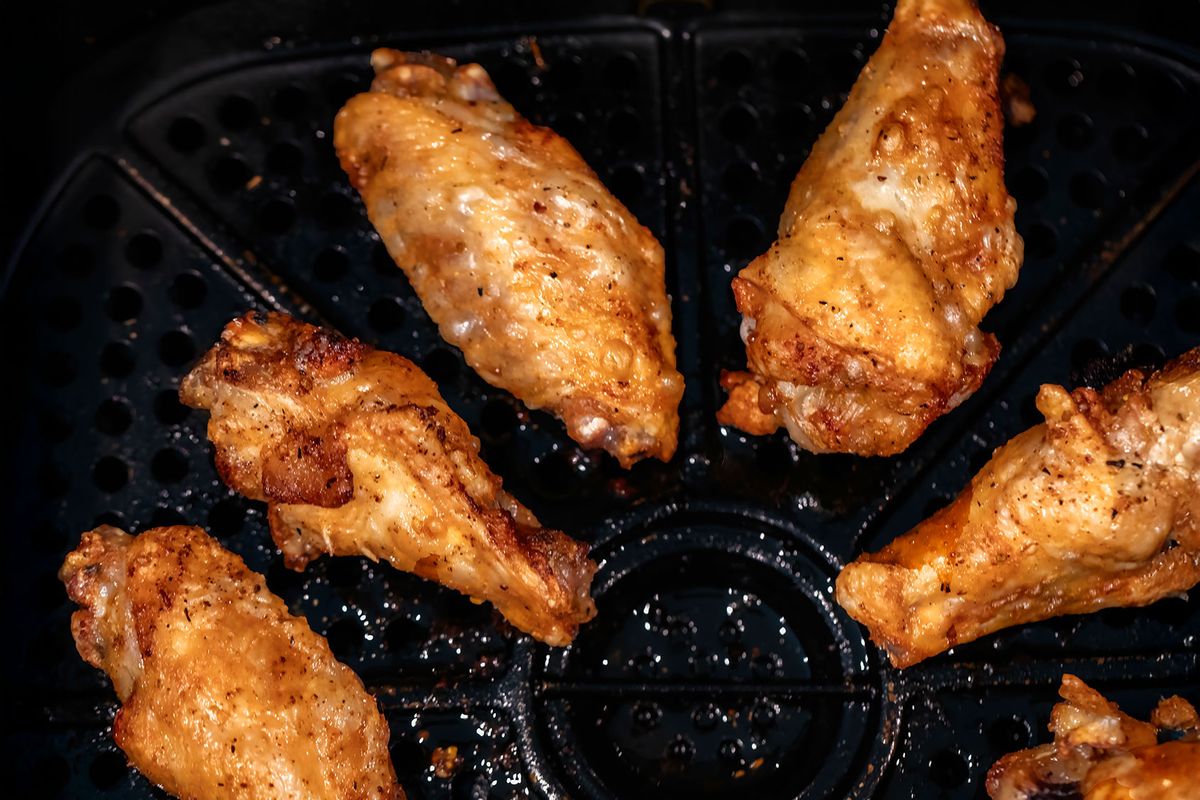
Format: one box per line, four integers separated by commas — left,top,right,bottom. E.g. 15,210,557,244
4,2,1199,798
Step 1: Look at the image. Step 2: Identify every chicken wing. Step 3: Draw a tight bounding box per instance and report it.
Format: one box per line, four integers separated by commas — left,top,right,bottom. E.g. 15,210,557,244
836,348,1200,667
987,675,1199,800
60,525,401,800
180,312,596,646
718,0,1023,455
334,49,683,468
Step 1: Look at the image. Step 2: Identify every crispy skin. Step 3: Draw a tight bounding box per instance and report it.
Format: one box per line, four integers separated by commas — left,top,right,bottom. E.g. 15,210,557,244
60,525,400,800
180,312,596,646
333,49,683,468
836,348,1200,667
987,675,1199,800
718,0,1022,455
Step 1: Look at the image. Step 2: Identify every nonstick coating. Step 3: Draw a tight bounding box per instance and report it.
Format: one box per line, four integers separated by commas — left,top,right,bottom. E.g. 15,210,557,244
3,4,1199,798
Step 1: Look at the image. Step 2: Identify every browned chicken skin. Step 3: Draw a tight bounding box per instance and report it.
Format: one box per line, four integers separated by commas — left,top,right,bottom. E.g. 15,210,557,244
987,675,1200,800
836,348,1200,667
60,525,401,800
180,312,596,646
718,0,1023,455
334,49,683,467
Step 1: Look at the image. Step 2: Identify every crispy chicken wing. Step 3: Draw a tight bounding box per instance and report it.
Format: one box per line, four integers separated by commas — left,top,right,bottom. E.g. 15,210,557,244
718,0,1022,455
60,525,401,800
180,312,596,646
987,675,1199,800
333,49,683,467
836,348,1200,666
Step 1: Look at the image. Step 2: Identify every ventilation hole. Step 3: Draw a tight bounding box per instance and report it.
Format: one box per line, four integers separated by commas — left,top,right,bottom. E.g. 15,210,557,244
315,247,350,282
772,47,809,83
533,451,578,499
665,735,695,764
1056,112,1094,149
756,436,792,472
750,699,778,728
208,497,246,538
326,71,370,106
1112,125,1151,161
93,456,129,493
922,494,955,518
126,231,163,268
718,738,744,766
721,161,760,198
83,194,120,229
159,330,196,367
43,351,76,386
774,103,814,139
608,163,645,206
1129,342,1166,370
100,341,136,378
692,703,719,731
1175,296,1200,333
928,747,969,787
267,140,304,174
1119,284,1156,326
273,84,309,118
368,297,405,333
604,52,640,89
1165,243,1199,285
1045,57,1085,92
391,739,429,777
90,750,128,790
1102,62,1138,97
987,715,1032,752
39,407,72,442
1024,222,1058,258
1070,338,1109,371
607,108,641,146
1070,171,1106,210
30,755,70,796
724,215,764,258
38,461,70,497
719,103,758,142
151,506,188,527
480,398,519,442
105,284,143,322
96,398,133,436
326,618,364,660
46,294,83,330
1010,166,1048,206
151,448,188,483
548,54,583,90
58,243,94,277
265,558,305,598
166,116,205,152
210,155,252,193
1147,70,1187,112
633,701,663,729
217,94,258,130
168,271,207,309
423,348,460,383
550,110,587,143
751,652,783,678
386,616,429,652
719,49,754,85
258,198,296,234
373,241,397,276
154,389,190,424
318,191,357,228
326,559,362,589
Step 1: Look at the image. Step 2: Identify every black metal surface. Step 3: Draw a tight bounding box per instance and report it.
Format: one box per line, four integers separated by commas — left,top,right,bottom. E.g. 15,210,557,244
3,3,1199,798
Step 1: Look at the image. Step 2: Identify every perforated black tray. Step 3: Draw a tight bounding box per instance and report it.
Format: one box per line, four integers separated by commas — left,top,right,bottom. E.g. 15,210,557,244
3,2,1199,798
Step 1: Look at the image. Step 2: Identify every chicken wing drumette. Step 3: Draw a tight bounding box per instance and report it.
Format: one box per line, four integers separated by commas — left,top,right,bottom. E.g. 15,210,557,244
718,0,1023,455
987,675,1199,800
60,525,401,800
836,348,1200,666
334,49,683,467
180,312,596,646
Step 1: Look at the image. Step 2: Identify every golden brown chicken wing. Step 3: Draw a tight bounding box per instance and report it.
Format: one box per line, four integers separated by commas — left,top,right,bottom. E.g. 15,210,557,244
333,49,683,468
987,675,1199,800
836,348,1200,667
180,312,596,646
718,0,1023,455
60,525,401,800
